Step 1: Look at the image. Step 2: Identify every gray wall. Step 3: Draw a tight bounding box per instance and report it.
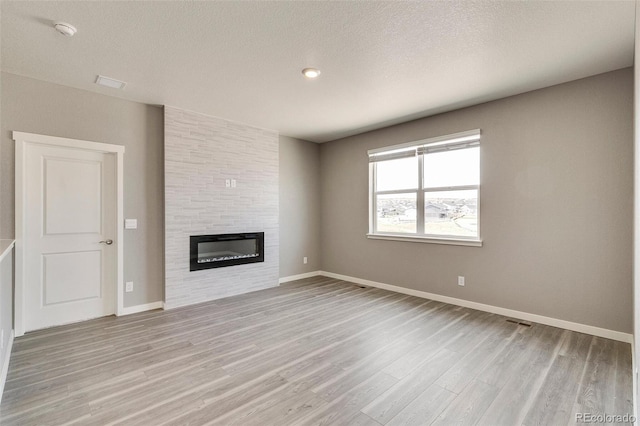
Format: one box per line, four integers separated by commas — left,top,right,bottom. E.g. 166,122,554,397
320,68,633,333
279,135,321,277
0,51,3,233
0,24,7,381
0,69,632,334
0,73,164,307
634,3,640,405
164,106,279,308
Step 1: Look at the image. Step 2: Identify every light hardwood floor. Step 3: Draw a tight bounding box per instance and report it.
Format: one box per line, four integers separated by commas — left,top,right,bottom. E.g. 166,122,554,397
0,276,633,425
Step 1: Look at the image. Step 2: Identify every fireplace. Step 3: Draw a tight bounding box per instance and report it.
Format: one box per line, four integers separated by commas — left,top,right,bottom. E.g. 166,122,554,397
190,232,264,271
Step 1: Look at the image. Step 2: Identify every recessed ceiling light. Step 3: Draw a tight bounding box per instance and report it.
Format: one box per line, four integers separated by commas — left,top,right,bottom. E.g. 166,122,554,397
302,68,321,79
53,22,77,37
95,75,127,90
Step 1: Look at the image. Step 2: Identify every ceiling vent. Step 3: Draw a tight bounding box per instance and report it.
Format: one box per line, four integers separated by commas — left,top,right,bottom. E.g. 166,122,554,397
95,75,126,90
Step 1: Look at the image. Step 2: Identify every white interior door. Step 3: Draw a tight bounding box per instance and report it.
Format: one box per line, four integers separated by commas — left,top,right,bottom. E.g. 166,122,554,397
22,143,117,331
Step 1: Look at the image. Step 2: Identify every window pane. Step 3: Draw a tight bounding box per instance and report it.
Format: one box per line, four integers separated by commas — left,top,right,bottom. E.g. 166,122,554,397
423,147,479,188
376,156,418,191
424,190,478,237
376,193,417,233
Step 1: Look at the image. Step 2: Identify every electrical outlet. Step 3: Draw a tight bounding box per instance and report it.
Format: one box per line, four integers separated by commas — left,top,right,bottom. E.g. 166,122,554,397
231,179,237,188
126,281,134,292
458,276,465,286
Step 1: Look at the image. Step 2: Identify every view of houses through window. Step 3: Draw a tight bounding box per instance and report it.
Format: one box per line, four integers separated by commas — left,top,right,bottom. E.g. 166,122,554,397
370,131,480,240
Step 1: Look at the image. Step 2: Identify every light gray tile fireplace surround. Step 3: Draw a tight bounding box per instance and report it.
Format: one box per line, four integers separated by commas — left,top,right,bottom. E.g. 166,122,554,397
164,106,279,308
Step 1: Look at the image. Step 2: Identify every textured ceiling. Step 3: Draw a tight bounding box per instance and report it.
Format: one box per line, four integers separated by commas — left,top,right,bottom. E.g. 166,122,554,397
1,1,635,142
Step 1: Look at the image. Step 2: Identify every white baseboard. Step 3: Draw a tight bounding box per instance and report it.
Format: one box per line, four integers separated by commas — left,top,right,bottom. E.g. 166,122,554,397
0,330,15,405
278,271,322,284
632,336,637,422
120,301,164,316
319,271,633,344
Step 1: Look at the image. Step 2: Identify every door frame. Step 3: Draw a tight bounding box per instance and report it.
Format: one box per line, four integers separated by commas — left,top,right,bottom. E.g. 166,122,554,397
14,131,125,337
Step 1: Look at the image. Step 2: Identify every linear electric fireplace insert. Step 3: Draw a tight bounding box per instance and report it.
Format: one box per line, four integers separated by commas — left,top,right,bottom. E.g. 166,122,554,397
190,232,264,271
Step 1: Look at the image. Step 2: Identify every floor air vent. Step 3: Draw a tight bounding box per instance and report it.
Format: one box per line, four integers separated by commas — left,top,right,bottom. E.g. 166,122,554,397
506,319,532,327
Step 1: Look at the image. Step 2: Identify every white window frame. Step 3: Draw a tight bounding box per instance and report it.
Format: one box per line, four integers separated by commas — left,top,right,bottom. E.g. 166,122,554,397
367,129,482,247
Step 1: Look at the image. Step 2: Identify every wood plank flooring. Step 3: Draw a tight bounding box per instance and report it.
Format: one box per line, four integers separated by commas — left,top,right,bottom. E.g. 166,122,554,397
0,276,633,425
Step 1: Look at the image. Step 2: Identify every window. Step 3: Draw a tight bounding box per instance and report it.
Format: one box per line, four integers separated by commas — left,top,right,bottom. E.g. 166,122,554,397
368,129,481,246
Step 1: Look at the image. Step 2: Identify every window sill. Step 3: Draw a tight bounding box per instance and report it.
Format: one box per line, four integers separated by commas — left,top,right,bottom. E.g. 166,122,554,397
366,233,483,247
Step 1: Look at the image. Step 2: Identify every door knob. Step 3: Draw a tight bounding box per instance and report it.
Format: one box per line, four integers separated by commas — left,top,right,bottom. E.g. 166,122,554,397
99,239,113,245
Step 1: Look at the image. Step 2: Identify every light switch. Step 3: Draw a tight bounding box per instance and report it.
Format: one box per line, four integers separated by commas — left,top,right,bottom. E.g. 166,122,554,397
225,179,231,188
125,219,138,229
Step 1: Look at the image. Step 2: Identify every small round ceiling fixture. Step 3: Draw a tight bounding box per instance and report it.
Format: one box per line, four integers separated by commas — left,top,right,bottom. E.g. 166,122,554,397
53,22,77,37
302,68,321,79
